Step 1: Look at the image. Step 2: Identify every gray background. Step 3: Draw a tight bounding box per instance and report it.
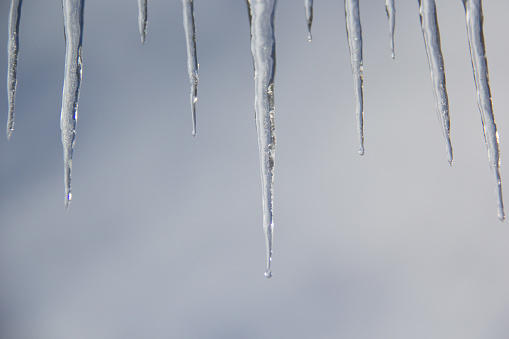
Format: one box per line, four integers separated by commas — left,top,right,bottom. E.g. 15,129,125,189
1,1,509,338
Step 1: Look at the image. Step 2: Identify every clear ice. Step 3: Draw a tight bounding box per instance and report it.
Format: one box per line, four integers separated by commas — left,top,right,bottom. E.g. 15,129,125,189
61,0,85,209
247,0,277,278
304,0,313,41
6,0,23,140
137,0,148,44
418,0,453,165
182,0,199,137
385,0,395,58
344,0,364,155
462,0,504,220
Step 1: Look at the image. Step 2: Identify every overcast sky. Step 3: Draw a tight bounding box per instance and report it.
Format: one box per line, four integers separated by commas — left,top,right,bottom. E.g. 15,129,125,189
1,1,509,338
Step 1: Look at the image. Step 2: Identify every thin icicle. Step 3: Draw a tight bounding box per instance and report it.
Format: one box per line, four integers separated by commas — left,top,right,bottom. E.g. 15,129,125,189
182,0,198,137
61,0,85,209
6,0,23,140
137,0,147,44
247,0,277,278
344,0,364,155
418,0,453,165
304,0,313,41
462,0,504,220
385,0,395,58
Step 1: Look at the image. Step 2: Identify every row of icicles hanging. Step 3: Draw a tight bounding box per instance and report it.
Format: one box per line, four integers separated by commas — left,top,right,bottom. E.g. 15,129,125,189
5,0,504,278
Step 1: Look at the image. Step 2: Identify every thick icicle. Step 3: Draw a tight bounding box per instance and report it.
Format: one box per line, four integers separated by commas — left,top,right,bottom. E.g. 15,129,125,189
61,0,85,209
344,0,364,155
304,0,313,41
6,0,23,140
385,0,395,58
137,0,147,44
182,0,198,137
462,0,504,220
418,0,453,165
247,0,277,278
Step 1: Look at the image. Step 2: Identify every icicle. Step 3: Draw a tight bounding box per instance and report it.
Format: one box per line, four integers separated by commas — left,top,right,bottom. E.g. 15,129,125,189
304,0,313,41
61,0,85,209
247,0,277,278
182,0,198,137
385,0,395,58
6,0,23,140
418,0,453,165
344,0,364,155
137,0,147,44
462,0,504,220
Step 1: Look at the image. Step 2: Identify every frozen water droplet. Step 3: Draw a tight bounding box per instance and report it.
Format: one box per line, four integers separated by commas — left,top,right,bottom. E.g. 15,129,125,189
264,270,272,278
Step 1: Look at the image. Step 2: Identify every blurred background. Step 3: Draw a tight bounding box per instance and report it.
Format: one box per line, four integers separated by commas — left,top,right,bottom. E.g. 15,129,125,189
1,1,509,338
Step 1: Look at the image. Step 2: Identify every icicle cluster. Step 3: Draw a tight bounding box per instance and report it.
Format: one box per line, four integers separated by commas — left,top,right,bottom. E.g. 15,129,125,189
4,0,505,277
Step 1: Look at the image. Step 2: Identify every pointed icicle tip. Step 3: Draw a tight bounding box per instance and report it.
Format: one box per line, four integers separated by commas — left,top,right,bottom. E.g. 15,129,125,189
6,129,13,141
64,193,72,210
498,211,505,221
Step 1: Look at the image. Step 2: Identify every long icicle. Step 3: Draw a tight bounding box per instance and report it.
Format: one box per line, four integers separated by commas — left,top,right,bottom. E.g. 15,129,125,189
137,0,147,44
418,0,453,165
61,0,85,209
385,0,395,58
6,0,23,140
462,0,504,220
247,0,277,278
182,0,198,137
304,0,313,41
344,0,364,155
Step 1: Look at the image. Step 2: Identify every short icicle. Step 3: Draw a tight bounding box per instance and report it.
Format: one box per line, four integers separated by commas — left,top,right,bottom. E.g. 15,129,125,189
462,0,504,220
385,0,395,58
6,0,23,140
61,0,85,209
344,0,364,155
304,0,313,41
182,0,199,137
247,0,277,278
137,0,147,44
418,0,453,165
